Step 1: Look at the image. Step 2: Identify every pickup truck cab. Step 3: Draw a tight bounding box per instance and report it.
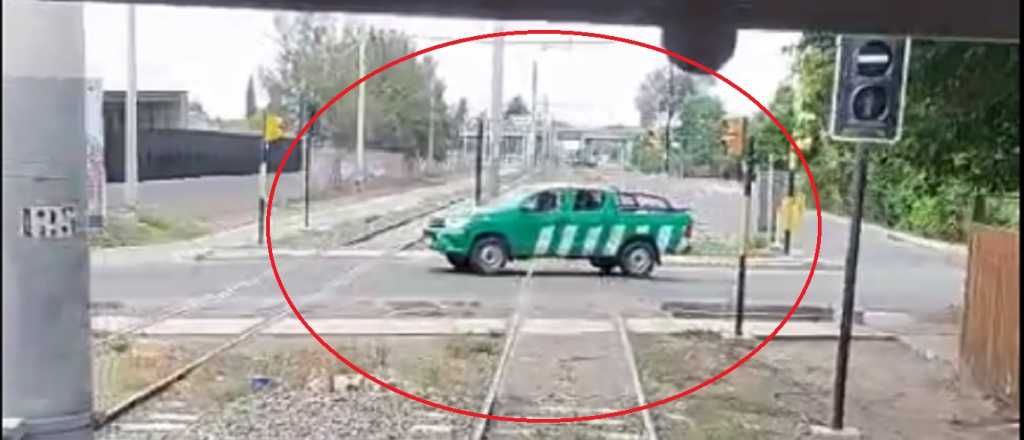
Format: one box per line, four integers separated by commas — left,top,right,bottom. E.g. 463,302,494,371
424,183,693,277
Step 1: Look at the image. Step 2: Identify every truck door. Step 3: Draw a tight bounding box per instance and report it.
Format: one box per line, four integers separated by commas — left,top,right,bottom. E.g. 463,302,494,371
509,188,564,257
562,188,609,257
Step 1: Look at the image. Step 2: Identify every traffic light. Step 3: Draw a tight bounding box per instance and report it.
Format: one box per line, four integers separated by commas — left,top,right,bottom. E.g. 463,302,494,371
720,117,746,157
829,35,911,143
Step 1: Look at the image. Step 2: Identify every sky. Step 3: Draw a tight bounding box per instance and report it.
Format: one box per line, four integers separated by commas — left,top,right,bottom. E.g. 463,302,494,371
84,4,800,127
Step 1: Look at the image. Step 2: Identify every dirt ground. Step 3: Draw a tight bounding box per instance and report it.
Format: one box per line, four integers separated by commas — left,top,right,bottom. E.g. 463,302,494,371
633,331,1017,440
95,334,502,439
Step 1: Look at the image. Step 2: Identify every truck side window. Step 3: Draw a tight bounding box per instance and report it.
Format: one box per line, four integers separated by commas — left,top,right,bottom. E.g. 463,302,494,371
523,190,559,213
573,189,604,211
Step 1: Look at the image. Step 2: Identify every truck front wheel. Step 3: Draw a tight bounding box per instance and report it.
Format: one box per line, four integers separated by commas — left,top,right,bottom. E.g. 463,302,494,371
469,237,508,275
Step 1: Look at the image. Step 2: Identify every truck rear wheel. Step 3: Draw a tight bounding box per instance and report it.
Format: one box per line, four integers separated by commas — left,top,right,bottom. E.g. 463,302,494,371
619,241,656,277
469,237,508,275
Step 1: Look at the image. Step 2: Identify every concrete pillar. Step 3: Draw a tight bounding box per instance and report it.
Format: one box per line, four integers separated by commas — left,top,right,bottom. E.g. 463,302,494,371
2,0,94,439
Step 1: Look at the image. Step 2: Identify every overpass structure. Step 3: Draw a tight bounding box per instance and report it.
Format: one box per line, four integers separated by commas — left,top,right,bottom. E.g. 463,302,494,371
556,126,644,165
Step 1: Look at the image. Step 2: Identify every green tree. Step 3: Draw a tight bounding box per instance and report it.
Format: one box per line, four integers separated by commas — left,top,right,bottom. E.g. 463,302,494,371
634,66,709,128
259,14,455,159
674,92,727,170
780,33,1019,239
504,95,529,117
245,75,257,118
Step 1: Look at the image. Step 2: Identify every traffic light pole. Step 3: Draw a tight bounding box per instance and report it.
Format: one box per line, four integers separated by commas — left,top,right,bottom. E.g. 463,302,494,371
784,150,796,255
257,113,268,245
735,139,753,337
831,142,869,430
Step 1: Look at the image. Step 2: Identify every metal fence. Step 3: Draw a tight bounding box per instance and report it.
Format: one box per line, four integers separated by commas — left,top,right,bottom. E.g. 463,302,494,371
105,129,301,182
960,226,1020,410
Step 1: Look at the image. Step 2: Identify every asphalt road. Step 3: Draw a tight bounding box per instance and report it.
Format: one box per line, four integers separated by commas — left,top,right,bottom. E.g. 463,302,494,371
91,167,964,322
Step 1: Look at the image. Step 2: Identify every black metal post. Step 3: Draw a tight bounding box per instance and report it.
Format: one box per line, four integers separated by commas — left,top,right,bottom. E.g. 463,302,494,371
475,118,484,205
831,142,869,430
258,138,268,245
735,134,753,337
304,135,311,229
784,154,796,255
664,65,675,175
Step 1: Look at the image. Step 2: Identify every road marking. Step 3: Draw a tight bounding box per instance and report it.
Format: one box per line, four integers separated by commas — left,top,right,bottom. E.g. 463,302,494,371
603,224,625,256
656,225,673,252
262,318,507,335
533,225,555,255
142,318,264,335
556,225,578,256
581,226,603,255
520,319,615,334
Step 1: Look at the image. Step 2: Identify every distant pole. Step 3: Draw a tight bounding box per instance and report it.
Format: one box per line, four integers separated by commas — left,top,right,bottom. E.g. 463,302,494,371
487,22,505,198
735,120,751,337
427,79,435,172
831,142,869,430
663,64,674,176
355,32,367,189
258,112,268,245
528,60,538,166
475,117,484,205
784,150,796,254
124,4,139,209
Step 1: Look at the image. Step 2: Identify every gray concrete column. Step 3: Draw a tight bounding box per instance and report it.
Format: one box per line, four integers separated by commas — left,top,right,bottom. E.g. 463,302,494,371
3,0,94,439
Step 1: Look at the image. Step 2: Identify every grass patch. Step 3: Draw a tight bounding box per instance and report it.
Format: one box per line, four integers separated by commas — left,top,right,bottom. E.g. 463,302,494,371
89,212,208,248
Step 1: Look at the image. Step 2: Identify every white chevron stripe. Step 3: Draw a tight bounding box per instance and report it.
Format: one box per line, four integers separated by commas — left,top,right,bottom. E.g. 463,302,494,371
656,225,673,252
533,226,555,255
556,225,578,256
636,225,651,235
675,224,691,253
581,226,604,256
603,225,626,256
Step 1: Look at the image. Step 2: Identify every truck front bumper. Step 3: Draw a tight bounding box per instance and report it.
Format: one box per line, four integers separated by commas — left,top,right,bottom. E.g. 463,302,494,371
423,227,471,256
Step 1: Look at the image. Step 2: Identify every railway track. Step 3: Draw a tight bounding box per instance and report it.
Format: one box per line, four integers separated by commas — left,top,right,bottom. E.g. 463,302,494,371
92,172,538,435
470,263,660,440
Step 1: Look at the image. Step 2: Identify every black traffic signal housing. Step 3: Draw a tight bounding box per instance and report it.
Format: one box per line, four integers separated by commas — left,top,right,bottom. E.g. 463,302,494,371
829,35,911,143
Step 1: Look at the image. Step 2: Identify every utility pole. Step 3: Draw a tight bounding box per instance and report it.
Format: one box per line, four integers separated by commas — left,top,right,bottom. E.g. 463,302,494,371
663,64,674,175
355,31,367,189
3,1,94,439
486,22,505,199
124,4,139,209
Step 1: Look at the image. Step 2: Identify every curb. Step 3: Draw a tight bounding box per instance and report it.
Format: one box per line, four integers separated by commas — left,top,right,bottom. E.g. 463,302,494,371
661,255,843,271
820,211,967,255
894,335,958,369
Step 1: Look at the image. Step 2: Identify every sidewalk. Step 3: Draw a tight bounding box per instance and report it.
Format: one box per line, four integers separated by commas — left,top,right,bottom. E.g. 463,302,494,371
91,168,522,267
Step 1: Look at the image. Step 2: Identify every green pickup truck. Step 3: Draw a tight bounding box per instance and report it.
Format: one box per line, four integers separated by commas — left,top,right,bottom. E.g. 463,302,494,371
424,183,694,277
